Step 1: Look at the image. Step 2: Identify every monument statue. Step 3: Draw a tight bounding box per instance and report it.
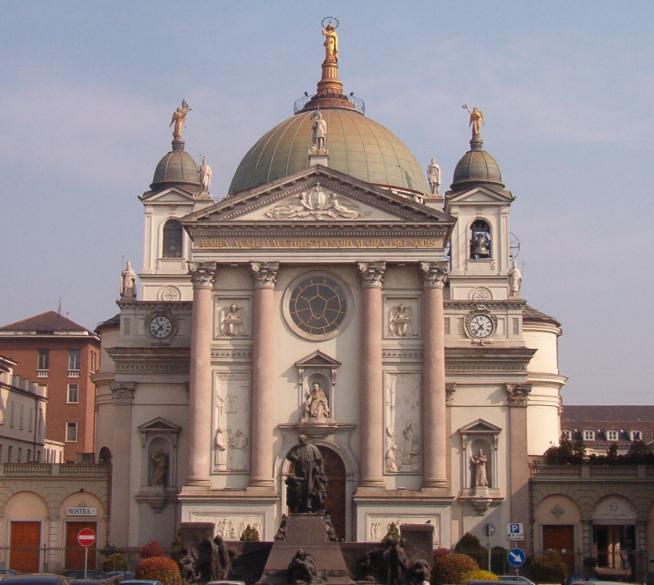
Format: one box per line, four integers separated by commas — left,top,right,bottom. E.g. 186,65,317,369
285,435,327,513
508,261,523,297
199,155,213,194
195,538,214,583
171,99,192,142
426,158,441,195
311,111,328,152
304,382,330,419
463,105,484,138
381,525,407,585
151,447,169,486
120,260,137,299
321,22,338,63
389,305,412,337
471,448,489,488
212,534,231,580
288,549,321,585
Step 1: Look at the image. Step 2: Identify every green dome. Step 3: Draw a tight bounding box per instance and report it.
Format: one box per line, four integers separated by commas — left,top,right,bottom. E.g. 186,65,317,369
151,147,201,191
228,109,429,195
451,146,504,192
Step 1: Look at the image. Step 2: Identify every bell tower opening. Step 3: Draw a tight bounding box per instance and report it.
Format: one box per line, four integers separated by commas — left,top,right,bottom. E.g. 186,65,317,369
470,219,491,259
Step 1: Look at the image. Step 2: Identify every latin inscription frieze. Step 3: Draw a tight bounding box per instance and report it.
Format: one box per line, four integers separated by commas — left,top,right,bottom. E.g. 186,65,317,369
196,237,440,250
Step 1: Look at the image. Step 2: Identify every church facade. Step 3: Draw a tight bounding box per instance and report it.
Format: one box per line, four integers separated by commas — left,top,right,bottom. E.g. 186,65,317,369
94,29,565,548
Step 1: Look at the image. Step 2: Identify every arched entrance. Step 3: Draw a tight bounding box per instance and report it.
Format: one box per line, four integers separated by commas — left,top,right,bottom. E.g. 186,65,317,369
592,496,637,580
318,446,346,540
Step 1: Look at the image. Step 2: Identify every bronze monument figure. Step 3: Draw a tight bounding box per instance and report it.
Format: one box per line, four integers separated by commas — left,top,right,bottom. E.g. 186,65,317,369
285,435,327,513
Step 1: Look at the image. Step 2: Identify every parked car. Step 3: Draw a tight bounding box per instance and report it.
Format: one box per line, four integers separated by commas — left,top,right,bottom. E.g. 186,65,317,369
103,573,134,582
118,580,162,585
206,581,246,585
63,572,106,582
1,575,70,585
0,570,18,582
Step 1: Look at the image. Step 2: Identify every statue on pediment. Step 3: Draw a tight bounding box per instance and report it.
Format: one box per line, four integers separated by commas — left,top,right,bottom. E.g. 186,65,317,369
426,158,441,195
120,260,137,299
199,155,213,194
311,111,328,152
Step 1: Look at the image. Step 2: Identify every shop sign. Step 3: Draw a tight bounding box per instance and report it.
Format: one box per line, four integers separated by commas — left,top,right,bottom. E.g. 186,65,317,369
66,506,97,517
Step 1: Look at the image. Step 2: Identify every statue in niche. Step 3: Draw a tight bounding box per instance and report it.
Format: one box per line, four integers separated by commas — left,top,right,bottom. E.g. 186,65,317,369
311,111,327,152
120,260,137,299
471,447,489,488
212,534,231,580
220,304,243,337
389,305,412,337
426,158,441,195
170,99,191,142
285,435,326,513
508,261,523,297
151,447,169,486
304,382,330,419
288,549,321,585
199,155,213,194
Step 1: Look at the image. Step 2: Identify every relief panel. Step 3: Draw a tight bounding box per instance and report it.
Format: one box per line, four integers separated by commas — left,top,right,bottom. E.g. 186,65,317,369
214,297,251,339
366,514,440,543
383,371,421,474
212,370,250,472
383,296,420,339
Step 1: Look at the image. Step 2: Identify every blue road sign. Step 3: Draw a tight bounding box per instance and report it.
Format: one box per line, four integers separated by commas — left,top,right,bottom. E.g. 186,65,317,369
507,548,526,567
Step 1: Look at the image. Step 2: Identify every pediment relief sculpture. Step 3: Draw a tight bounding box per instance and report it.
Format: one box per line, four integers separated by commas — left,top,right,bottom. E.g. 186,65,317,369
265,182,364,220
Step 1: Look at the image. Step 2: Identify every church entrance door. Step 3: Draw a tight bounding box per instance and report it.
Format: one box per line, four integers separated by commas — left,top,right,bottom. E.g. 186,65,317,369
319,446,346,540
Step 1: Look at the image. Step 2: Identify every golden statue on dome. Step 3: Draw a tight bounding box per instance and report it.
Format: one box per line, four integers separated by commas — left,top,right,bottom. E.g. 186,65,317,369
321,17,339,63
170,99,191,142
463,104,484,138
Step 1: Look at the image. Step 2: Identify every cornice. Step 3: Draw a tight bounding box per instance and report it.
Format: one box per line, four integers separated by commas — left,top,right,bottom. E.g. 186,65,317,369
211,348,252,363
188,226,449,238
106,346,190,375
444,300,526,311
444,346,536,374
117,300,193,310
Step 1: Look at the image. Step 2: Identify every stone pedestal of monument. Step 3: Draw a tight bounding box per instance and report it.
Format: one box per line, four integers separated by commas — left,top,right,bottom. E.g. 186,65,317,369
259,514,354,585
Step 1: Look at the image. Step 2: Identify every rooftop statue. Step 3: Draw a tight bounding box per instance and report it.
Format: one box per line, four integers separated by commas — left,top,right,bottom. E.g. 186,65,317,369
426,158,441,195
170,99,192,142
463,104,484,138
311,111,328,152
321,19,339,63
120,260,137,299
199,155,213,194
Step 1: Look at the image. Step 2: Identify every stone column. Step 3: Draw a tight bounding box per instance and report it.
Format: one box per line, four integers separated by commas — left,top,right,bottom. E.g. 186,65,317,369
419,262,449,490
248,262,279,488
187,262,217,486
357,262,386,488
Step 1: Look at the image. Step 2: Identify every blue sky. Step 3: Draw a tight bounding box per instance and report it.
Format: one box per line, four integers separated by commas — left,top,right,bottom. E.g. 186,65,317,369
1,1,653,404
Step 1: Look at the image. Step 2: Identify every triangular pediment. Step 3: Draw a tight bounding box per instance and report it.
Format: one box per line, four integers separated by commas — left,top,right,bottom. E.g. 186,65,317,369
140,186,197,204
458,418,502,435
295,350,341,368
137,416,182,434
184,166,453,225
446,185,514,205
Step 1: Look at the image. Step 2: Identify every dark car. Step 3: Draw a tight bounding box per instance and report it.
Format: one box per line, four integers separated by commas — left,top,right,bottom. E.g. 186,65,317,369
1,575,70,585
118,580,162,585
62,572,106,582
0,571,18,582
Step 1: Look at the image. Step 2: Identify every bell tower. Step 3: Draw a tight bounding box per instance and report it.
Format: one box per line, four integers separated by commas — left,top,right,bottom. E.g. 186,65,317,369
445,111,516,301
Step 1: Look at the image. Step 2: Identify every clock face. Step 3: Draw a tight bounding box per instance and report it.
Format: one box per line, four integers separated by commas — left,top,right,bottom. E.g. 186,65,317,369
468,314,494,338
149,315,174,339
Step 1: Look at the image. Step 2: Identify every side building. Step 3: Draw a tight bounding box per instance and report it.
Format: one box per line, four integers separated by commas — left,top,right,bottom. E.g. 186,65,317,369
0,311,101,462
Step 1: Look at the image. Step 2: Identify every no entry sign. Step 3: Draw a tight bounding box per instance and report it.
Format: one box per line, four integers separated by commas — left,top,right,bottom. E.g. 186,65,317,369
77,528,96,548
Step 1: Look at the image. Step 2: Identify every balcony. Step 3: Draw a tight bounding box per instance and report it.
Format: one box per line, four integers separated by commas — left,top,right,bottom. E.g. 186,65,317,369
530,463,653,479
0,463,108,478
36,369,49,378
67,369,80,378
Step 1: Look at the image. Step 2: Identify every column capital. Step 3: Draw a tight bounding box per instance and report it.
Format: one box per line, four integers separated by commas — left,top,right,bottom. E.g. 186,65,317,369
110,382,135,403
189,262,217,288
250,262,279,289
419,261,449,288
357,262,386,288
505,383,532,406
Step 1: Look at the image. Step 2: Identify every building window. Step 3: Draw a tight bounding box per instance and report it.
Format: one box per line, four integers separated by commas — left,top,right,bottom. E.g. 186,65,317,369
66,422,78,442
583,430,595,441
67,384,80,404
607,430,618,441
7,445,12,463
17,448,22,462
163,219,183,258
561,430,572,441
9,403,14,428
630,430,642,441
27,449,31,462
0,444,3,463
90,352,97,372
37,349,49,376
28,408,33,432
68,349,81,376
19,405,24,430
